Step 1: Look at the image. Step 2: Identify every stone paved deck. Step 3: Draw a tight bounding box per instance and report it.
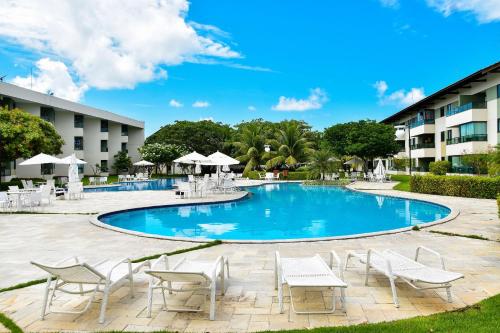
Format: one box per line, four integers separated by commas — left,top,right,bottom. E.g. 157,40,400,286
0,181,498,332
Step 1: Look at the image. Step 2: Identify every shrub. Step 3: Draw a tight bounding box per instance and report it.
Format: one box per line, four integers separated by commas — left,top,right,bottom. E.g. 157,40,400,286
410,175,500,199
429,161,451,175
498,195,500,217
245,170,312,180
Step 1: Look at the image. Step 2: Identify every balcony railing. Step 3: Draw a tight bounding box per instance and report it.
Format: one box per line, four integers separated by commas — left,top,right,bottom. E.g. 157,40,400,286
446,102,486,117
410,143,435,150
450,166,474,174
409,118,435,129
446,134,487,145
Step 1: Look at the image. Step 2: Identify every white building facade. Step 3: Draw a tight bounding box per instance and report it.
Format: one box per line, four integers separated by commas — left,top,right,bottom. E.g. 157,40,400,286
0,82,144,180
382,62,500,173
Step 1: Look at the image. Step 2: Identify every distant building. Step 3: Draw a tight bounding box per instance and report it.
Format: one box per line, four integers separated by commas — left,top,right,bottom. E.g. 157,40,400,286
0,82,144,180
382,62,500,173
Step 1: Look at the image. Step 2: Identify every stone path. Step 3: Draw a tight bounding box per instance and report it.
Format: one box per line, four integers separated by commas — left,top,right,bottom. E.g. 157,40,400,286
0,181,498,332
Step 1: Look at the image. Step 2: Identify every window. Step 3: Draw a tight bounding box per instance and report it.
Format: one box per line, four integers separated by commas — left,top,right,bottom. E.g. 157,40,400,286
100,140,108,152
100,120,108,132
74,114,84,128
74,136,84,150
0,161,12,177
121,142,128,153
40,107,55,124
440,131,445,142
100,160,108,172
121,124,128,136
40,163,54,175
498,118,500,133
440,107,445,118
459,122,487,137
78,163,85,175
447,130,452,140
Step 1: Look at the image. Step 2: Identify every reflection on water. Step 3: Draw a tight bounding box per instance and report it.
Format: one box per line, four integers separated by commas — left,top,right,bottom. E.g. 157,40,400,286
85,178,185,192
101,183,451,240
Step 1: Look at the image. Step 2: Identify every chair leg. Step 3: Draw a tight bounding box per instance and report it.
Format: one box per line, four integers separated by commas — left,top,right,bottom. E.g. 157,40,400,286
388,276,399,308
129,274,135,298
340,287,346,312
225,258,230,278
147,286,153,317
446,285,453,303
99,286,111,324
278,283,284,314
40,278,52,320
364,263,370,286
209,283,216,320
344,253,352,271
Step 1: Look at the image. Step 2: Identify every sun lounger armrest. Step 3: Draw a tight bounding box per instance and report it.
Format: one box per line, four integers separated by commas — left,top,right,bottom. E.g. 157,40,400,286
415,246,446,270
367,249,393,276
329,251,344,281
54,256,81,266
211,256,224,281
106,258,132,282
151,254,169,271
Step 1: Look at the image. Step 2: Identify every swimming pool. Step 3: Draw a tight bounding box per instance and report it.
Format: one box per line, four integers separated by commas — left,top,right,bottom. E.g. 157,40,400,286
97,183,451,241
84,178,184,192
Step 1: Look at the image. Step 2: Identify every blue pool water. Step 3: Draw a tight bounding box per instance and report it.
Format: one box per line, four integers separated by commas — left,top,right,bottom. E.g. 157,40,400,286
99,183,450,241
84,178,184,192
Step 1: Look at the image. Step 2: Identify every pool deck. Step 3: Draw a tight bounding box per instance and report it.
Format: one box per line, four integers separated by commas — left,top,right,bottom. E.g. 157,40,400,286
0,180,498,332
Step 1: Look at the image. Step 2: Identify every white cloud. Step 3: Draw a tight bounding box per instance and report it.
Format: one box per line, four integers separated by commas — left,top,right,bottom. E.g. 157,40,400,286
0,0,240,93
379,0,399,9
248,105,256,111
192,101,210,108
272,88,328,112
11,58,87,101
199,117,214,121
426,0,500,23
374,80,426,107
169,99,183,107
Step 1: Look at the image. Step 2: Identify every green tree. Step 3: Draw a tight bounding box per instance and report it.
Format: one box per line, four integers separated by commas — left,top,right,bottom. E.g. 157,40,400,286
265,121,314,169
112,150,132,174
308,150,339,180
487,145,500,176
429,160,450,175
146,120,233,156
323,120,400,169
138,143,186,175
462,153,488,175
231,123,267,175
392,157,409,171
0,107,64,163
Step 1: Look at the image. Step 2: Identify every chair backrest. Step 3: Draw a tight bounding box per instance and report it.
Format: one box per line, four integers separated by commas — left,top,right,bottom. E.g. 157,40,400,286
27,180,34,188
89,177,95,182
146,270,210,284
8,186,19,191
0,192,8,202
266,172,273,178
31,261,106,284
21,180,28,189
188,175,195,182
40,185,51,197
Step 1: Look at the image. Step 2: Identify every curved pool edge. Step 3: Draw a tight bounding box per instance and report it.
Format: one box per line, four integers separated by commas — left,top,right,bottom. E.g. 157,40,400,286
89,183,460,244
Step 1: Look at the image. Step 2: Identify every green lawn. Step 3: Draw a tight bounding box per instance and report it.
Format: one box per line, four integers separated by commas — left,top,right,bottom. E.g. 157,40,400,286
391,174,411,192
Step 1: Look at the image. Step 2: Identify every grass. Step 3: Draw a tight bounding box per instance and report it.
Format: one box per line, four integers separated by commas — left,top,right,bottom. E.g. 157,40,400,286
428,230,495,242
391,174,411,192
0,312,23,333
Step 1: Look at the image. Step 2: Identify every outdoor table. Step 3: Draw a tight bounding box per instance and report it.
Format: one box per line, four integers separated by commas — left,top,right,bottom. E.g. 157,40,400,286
7,190,29,211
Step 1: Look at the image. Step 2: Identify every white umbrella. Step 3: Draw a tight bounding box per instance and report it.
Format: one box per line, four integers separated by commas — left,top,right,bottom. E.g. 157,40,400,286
174,151,211,164
133,160,154,166
19,153,62,166
343,156,364,165
195,162,202,174
222,165,230,172
59,154,87,165
374,160,386,178
205,151,240,166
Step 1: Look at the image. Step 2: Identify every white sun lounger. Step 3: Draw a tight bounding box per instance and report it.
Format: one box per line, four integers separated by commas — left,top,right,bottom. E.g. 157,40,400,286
145,254,229,320
275,251,347,316
344,246,464,307
31,257,150,324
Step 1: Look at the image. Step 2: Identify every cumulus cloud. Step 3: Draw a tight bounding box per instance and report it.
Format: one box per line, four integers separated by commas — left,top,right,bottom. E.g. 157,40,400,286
11,58,88,101
248,105,256,111
379,0,399,9
272,88,328,112
193,101,210,108
426,0,500,23
169,99,183,107
374,80,425,107
0,0,240,93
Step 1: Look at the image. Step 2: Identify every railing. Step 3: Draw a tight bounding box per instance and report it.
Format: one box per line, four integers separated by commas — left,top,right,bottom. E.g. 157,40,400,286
446,134,487,145
450,166,474,174
409,118,435,128
446,102,486,117
410,143,435,150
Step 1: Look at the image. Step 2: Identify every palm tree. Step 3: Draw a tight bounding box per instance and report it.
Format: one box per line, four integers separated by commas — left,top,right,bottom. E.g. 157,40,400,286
232,123,266,175
265,122,314,169
309,150,339,180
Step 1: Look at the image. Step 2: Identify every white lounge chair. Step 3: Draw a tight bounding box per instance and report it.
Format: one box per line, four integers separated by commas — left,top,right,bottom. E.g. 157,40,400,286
145,254,229,320
258,173,267,180
344,246,464,307
272,172,280,181
275,251,347,316
0,192,11,212
31,257,150,324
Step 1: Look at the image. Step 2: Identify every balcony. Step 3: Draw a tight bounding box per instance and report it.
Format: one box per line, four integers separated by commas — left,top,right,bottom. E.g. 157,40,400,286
409,120,435,136
445,102,488,127
446,134,487,145
445,135,489,156
409,143,435,158
410,143,435,150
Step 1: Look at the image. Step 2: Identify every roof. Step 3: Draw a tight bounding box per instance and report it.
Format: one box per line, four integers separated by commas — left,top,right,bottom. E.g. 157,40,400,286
381,61,500,124
0,82,144,128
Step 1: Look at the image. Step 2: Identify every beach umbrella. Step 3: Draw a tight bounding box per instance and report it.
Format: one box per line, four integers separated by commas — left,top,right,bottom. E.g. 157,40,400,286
60,154,87,165
19,153,62,166
174,151,211,164
133,160,154,166
205,151,240,166
374,160,386,177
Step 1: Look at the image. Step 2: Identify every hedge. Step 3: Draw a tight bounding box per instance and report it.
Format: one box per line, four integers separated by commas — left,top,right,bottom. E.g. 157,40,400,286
410,175,500,199
246,170,314,180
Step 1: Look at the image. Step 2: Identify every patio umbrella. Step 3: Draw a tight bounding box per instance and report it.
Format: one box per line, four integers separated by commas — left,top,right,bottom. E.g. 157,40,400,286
19,153,62,166
205,151,240,166
374,160,386,178
174,151,211,164
343,156,364,166
133,160,154,166
67,154,80,183
59,154,87,165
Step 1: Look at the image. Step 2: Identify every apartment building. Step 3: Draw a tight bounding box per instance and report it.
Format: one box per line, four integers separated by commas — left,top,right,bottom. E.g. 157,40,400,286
0,82,144,180
382,61,500,173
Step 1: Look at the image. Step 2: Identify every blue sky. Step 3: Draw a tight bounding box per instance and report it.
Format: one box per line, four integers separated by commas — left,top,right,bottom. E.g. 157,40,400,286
0,0,499,136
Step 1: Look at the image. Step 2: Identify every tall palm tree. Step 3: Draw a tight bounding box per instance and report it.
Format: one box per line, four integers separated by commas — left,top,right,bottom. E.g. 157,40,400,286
265,122,314,169
309,150,339,180
232,123,266,175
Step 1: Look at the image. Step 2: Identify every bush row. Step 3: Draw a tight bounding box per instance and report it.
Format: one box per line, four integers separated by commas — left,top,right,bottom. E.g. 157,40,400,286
410,175,500,199
246,171,314,180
